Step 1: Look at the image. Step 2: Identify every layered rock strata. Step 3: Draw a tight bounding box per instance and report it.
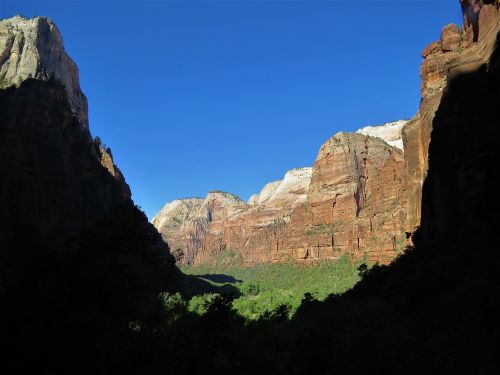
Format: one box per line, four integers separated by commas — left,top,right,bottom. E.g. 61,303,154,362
154,133,408,265
154,2,500,266
403,0,500,233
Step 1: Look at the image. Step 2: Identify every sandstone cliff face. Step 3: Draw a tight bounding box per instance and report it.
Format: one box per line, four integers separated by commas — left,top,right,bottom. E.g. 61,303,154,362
417,1,500,246
403,1,500,234
154,131,407,265
0,16,88,126
154,2,500,267
281,133,408,264
0,15,171,264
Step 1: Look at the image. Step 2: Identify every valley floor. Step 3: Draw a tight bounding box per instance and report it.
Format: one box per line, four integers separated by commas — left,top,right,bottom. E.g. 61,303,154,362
179,254,362,319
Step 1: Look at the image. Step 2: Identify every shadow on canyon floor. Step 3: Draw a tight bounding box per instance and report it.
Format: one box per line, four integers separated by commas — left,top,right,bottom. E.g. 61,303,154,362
197,273,243,284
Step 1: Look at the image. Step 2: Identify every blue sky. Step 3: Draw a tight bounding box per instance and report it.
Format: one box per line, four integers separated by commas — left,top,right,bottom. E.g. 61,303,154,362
1,1,462,218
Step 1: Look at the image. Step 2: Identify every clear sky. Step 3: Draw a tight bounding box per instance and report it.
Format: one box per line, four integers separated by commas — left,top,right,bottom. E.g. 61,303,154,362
1,1,462,218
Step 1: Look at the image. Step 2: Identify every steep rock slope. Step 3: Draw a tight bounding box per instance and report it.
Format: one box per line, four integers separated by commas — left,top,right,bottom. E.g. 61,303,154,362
403,0,500,233
0,16,140,246
154,129,407,265
282,133,408,264
154,2,500,267
418,1,500,246
0,15,88,125
0,16,174,369
153,168,313,264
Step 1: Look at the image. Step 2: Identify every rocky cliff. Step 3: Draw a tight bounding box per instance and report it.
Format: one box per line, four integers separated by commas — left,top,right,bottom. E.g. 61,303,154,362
0,15,172,264
417,0,500,246
1,15,177,370
154,2,500,267
0,16,88,125
403,0,500,234
154,125,408,265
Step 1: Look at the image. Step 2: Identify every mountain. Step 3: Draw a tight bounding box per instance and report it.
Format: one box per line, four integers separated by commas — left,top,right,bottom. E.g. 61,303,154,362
0,15,174,370
153,1,500,268
154,124,411,265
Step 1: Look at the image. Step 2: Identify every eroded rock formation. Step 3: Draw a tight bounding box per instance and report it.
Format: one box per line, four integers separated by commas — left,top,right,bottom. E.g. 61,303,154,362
154,130,408,265
154,2,500,267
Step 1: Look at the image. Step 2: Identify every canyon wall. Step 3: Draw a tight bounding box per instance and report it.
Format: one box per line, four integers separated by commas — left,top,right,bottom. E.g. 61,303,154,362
404,0,500,235
0,15,172,263
154,2,500,267
154,126,410,265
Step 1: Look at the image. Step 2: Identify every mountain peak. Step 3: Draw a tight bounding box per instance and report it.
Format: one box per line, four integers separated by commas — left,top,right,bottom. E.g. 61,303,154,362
356,120,408,150
0,15,88,126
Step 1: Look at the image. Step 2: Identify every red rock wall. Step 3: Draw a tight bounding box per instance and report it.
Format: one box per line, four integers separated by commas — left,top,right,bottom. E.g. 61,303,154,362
157,2,500,267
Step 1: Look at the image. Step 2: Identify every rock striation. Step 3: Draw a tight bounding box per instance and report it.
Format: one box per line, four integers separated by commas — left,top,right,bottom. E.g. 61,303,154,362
403,0,500,234
154,131,408,265
153,2,500,267
416,0,500,246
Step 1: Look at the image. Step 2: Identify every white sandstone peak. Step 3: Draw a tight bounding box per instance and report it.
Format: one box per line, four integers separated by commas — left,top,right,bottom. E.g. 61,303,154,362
356,120,408,150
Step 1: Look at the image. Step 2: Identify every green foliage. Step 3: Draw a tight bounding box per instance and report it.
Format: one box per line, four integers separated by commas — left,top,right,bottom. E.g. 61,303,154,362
158,292,187,324
187,293,219,315
181,254,360,320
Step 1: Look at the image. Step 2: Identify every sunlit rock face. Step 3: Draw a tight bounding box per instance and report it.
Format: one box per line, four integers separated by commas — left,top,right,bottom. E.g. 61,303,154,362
153,168,312,264
153,2,500,266
0,15,88,126
356,120,407,150
154,134,409,266
281,133,408,264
